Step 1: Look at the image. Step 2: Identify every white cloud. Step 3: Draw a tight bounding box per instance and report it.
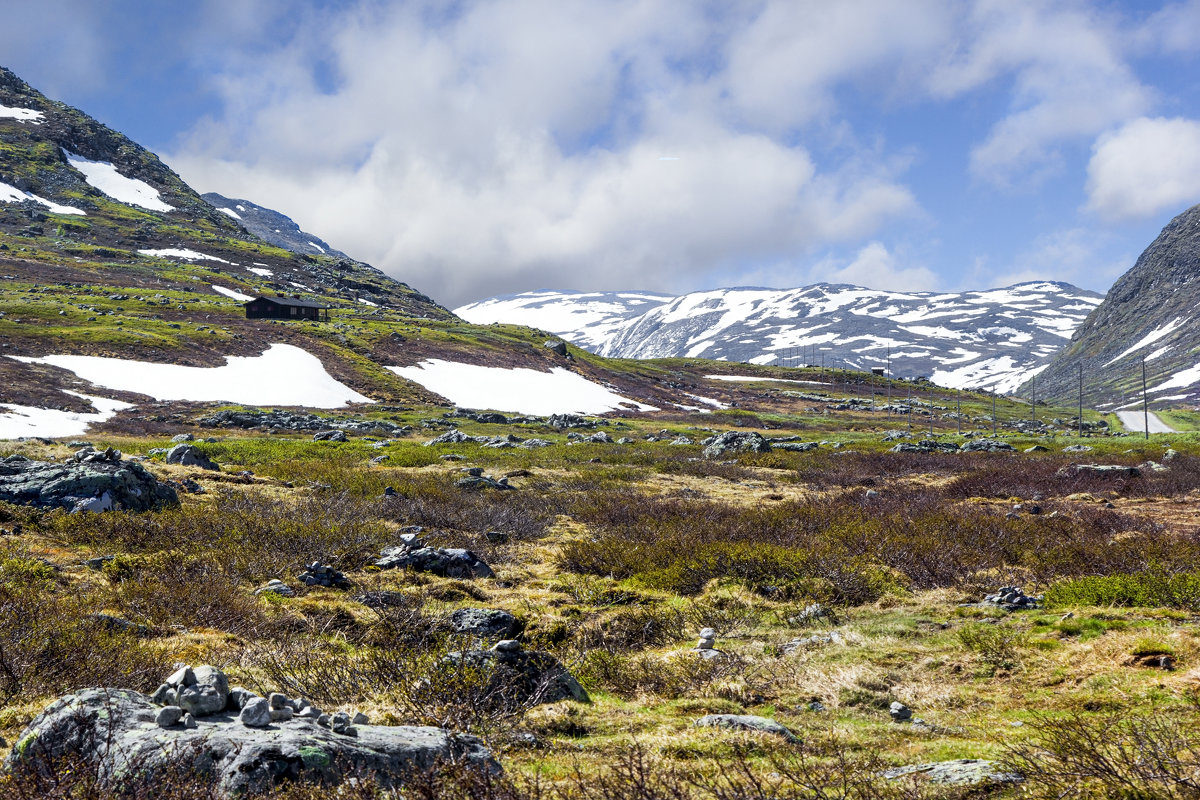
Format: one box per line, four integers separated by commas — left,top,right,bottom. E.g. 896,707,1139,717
993,227,1130,291
1085,117,1200,221
167,1,921,307
806,242,939,292
928,0,1151,184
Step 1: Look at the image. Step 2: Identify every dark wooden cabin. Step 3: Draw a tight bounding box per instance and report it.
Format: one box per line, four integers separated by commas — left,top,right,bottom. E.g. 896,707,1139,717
244,296,330,321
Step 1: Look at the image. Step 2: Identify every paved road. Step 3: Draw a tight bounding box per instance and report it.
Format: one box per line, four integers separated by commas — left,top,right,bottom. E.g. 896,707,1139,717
1116,410,1177,434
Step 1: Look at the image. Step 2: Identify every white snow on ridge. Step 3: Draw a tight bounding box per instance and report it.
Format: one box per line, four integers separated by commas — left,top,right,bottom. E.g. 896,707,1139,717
139,248,232,264
1103,318,1185,367
247,267,273,277
217,207,242,220
308,242,325,254
0,180,86,215
212,285,254,302
0,391,132,440
0,104,45,123
65,151,174,213
389,359,657,416
1150,360,1200,394
13,344,370,408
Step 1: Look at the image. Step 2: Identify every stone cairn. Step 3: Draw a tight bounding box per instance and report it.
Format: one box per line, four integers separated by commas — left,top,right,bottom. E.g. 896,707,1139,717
298,561,351,588
150,664,368,734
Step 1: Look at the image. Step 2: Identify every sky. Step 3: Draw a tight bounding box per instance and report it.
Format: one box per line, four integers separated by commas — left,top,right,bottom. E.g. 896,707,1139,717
4,0,1200,309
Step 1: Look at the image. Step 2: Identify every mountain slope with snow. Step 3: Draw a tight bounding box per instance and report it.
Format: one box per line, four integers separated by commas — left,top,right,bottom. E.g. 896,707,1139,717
457,282,1103,393
202,193,350,260
456,290,673,351
1032,203,1200,408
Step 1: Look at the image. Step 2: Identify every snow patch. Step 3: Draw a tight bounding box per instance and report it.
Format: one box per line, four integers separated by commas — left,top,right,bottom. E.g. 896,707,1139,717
246,267,273,277
217,207,242,220
308,242,325,254
139,248,232,264
14,344,370,408
0,180,86,215
64,151,174,212
0,104,45,123
0,391,133,440
212,285,254,302
389,359,657,415
1103,318,1186,367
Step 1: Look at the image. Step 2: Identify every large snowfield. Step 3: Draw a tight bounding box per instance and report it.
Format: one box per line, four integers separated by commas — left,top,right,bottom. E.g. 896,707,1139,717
12,344,371,409
0,392,132,440
389,359,658,415
65,152,174,213
0,179,86,215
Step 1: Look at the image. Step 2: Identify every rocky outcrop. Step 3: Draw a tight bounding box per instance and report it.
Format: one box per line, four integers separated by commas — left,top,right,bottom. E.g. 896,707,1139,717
701,431,771,458
373,543,495,579
450,608,520,640
166,443,219,471
693,714,799,743
442,641,588,706
0,451,177,512
196,410,407,435
7,685,497,797
881,759,1021,786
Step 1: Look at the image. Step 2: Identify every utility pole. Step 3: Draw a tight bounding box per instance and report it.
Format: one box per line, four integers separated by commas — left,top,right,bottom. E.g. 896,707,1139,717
907,382,912,433
1142,358,1149,441
886,345,892,417
957,390,961,436
929,386,934,437
992,394,997,437
1031,373,1036,427
1078,363,1083,438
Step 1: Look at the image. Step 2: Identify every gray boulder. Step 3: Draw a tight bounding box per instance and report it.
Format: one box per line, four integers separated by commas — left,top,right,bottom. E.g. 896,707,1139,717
166,444,219,471
701,431,771,459
959,438,1016,453
694,714,800,743
374,545,495,579
450,608,520,640
881,759,1021,786
1057,463,1140,478
0,453,177,512
442,645,588,706
313,430,349,442
6,688,498,797
544,340,568,356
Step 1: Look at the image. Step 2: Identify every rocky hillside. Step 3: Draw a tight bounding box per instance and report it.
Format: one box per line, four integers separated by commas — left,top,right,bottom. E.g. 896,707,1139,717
0,66,444,320
1030,203,1200,409
459,282,1103,393
202,193,349,260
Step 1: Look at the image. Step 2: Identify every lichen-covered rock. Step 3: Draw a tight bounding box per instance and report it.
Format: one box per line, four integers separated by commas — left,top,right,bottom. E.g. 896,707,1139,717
441,645,588,706
701,431,771,459
166,443,219,471
881,759,1022,786
375,545,495,579
0,453,177,512
450,608,520,640
6,688,498,797
694,714,800,742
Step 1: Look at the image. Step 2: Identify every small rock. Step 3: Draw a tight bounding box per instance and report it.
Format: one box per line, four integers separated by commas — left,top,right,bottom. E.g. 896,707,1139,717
239,697,272,728
694,714,800,743
889,701,912,722
155,705,184,728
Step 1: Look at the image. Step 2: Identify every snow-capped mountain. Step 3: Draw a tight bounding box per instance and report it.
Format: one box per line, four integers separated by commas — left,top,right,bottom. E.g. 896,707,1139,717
457,290,673,351
202,193,349,260
1033,202,1200,407
457,282,1104,393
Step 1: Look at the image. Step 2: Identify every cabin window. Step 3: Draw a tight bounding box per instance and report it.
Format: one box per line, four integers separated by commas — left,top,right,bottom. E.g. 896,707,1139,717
290,307,297,316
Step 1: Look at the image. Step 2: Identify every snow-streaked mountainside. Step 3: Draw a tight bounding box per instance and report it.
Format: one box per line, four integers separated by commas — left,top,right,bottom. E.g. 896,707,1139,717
457,290,673,351
202,193,349,260
457,282,1103,393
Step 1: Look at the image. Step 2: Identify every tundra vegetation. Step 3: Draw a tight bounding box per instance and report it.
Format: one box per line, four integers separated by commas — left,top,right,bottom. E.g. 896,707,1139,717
1,367,1199,800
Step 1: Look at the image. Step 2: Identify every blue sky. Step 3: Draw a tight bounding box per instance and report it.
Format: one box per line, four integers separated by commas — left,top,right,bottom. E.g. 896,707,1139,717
5,0,1200,307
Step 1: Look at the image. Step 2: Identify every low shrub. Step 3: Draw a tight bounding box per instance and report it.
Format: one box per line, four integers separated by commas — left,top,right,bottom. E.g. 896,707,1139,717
1045,571,1200,610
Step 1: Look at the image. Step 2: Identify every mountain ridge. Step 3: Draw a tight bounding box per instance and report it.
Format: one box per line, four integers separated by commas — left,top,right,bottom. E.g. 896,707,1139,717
457,280,1103,393
1028,203,1200,408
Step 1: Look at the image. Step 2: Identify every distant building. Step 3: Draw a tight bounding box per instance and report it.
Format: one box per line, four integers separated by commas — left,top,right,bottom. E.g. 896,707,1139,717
244,296,330,321
871,367,886,376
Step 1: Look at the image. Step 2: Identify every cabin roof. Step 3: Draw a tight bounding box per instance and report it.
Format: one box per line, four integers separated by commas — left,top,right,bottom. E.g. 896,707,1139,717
245,296,331,310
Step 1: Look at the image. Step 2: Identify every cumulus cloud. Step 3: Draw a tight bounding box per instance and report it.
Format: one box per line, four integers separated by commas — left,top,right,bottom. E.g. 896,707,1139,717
168,1,924,306
1085,117,1200,220
928,0,1151,184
